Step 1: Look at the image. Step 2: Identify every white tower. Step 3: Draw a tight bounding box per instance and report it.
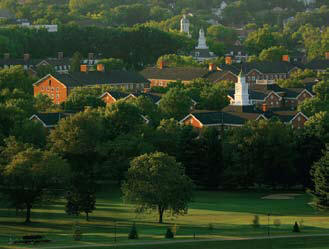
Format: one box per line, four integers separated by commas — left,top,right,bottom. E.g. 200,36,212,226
196,29,208,49
234,70,251,106
180,15,190,36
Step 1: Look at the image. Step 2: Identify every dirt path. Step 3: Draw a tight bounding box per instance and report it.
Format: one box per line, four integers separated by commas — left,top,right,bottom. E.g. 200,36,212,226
12,233,329,249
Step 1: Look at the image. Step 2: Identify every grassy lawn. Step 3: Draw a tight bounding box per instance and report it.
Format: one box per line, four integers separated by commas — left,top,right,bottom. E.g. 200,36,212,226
1,187,329,248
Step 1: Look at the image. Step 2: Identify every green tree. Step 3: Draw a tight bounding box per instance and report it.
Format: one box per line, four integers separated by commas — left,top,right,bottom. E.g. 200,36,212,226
122,152,193,223
311,147,329,207
70,52,83,72
159,88,192,120
259,46,289,62
97,58,125,71
0,145,69,223
304,111,329,144
34,94,56,112
199,84,229,110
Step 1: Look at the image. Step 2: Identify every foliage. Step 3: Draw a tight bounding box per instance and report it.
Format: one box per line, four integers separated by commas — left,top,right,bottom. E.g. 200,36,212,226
72,223,83,241
273,219,281,227
259,46,289,62
97,58,125,71
70,52,83,72
122,152,194,223
156,54,201,68
159,88,192,120
311,147,329,208
0,143,69,223
206,25,238,56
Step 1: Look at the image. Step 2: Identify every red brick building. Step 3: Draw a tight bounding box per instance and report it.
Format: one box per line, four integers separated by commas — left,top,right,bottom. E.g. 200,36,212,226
33,67,150,104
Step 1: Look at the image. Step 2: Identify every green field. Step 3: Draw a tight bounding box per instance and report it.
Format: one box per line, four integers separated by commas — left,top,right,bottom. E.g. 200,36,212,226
1,187,329,249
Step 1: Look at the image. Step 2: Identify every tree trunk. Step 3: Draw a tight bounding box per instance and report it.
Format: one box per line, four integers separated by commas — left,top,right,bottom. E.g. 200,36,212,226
158,207,164,224
86,212,89,221
25,204,31,224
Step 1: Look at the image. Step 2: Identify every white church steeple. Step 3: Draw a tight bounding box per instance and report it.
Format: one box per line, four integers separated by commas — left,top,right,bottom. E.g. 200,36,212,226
180,15,190,36
196,28,208,49
234,70,251,106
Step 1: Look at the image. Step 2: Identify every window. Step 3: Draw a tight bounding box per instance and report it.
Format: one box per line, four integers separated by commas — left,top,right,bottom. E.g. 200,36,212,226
46,87,49,91
51,87,54,91
48,80,51,86
51,94,54,98
41,87,44,90
276,101,279,105
271,95,274,100
56,87,59,92
56,94,59,99
298,116,301,122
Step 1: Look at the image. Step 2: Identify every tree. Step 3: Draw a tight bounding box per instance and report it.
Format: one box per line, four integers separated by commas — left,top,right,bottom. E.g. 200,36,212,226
70,52,83,72
259,46,289,62
159,88,192,120
156,54,200,68
49,109,105,220
97,58,125,71
122,152,193,223
34,94,56,112
311,147,329,208
0,146,69,223
206,25,237,56
199,84,229,110
304,111,329,144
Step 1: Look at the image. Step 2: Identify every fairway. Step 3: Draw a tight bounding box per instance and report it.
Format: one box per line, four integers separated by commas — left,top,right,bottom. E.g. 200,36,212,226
1,187,329,248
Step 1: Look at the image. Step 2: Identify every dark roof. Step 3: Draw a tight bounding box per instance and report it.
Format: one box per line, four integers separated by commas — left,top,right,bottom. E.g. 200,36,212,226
140,67,208,81
219,61,301,74
37,71,149,88
0,9,14,19
134,92,162,104
191,111,261,126
106,91,130,100
0,59,40,67
282,88,306,98
228,89,267,101
225,46,248,55
206,70,232,82
30,112,72,127
266,110,299,123
306,60,329,70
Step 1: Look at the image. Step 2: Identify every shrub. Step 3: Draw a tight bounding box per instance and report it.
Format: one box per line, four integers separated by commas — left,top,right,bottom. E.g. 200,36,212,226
252,215,260,228
128,223,138,239
293,222,300,233
165,228,174,239
208,223,214,230
273,219,281,227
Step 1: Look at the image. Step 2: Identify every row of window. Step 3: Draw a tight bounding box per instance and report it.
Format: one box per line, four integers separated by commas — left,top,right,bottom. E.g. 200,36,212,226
41,86,59,92
248,74,287,81
55,65,71,71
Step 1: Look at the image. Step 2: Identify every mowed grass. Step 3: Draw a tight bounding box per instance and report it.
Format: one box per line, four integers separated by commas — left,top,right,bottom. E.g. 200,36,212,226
1,186,329,248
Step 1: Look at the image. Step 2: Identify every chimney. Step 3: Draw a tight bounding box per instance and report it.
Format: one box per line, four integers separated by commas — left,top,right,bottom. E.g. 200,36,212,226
97,63,105,72
4,53,9,60
282,55,290,62
88,53,94,60
225,56,232,65
23,53,30,61
325,52,329,60
80,64,88,73
58,52,64,60
262,103,268,112
158,60,165,69
209,63,216,71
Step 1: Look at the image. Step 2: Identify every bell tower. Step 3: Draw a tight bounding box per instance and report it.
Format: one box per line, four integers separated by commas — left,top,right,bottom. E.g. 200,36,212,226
234,70,251,106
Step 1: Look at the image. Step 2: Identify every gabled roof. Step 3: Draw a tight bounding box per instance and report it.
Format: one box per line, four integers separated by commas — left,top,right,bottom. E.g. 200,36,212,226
34,71,149,88
100,91,130,100
306,60,329,70
140,67,208,81
30,112,73,127
219,61,301,75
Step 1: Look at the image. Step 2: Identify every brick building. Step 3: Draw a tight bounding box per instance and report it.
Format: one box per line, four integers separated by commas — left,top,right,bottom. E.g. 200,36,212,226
33,66,150,104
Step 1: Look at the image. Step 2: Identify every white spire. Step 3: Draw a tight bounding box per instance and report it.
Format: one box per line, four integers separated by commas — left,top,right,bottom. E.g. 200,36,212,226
233,71,251,106
196,29,208,49
180,15,190,36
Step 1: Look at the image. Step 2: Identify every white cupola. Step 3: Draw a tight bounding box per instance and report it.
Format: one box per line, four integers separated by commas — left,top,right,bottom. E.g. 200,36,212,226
196,28,208,49
180,15,190,36
234,70,251,106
